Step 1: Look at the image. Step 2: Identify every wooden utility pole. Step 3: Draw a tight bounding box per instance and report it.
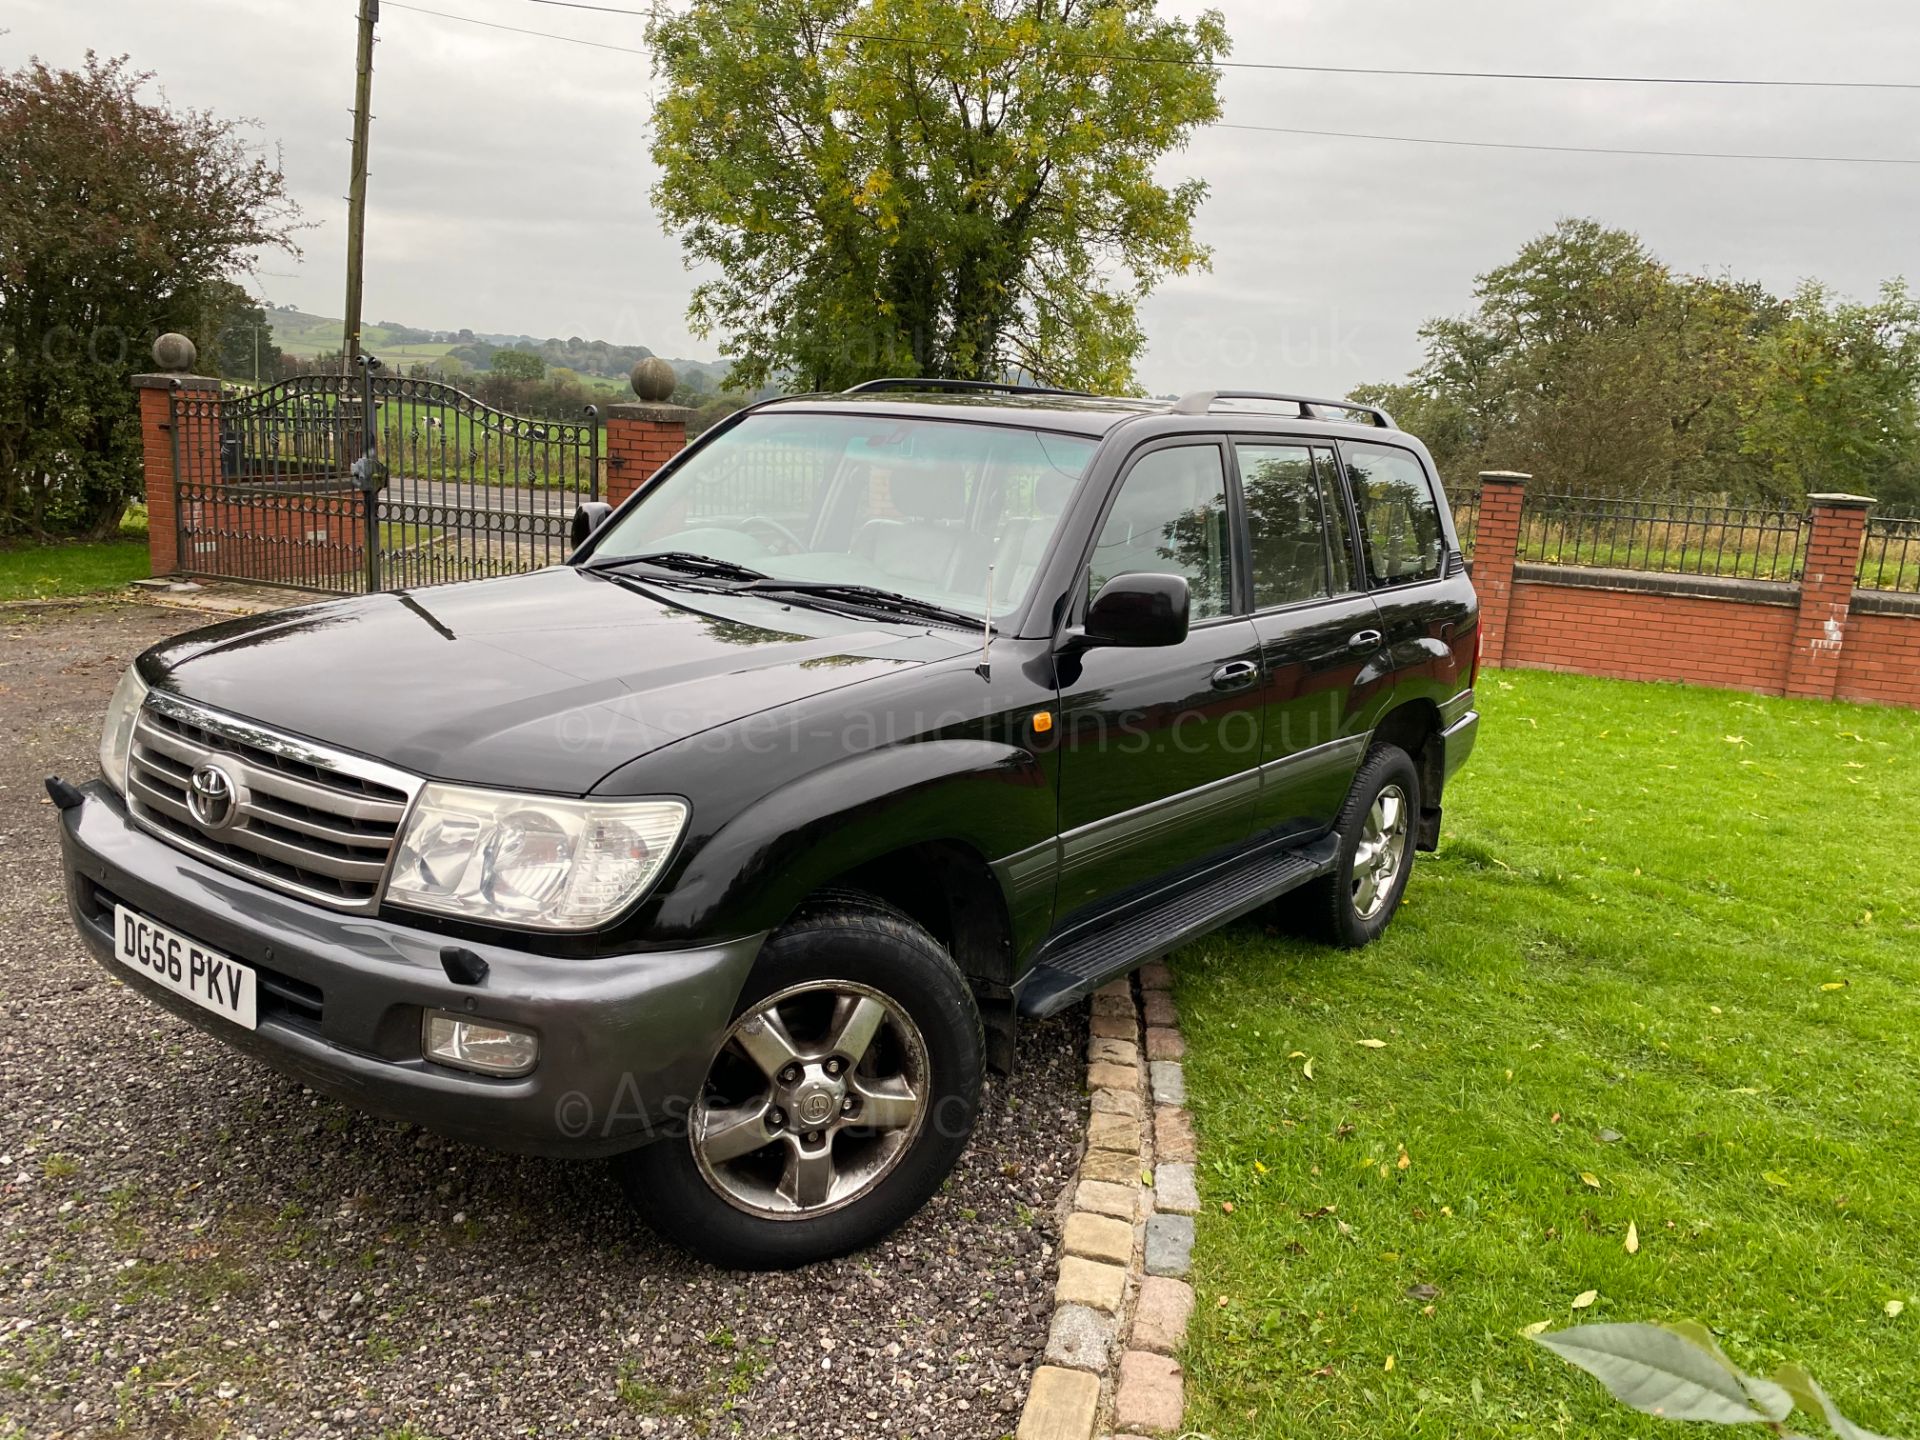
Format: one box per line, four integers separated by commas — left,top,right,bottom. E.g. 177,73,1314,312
342,0,378,373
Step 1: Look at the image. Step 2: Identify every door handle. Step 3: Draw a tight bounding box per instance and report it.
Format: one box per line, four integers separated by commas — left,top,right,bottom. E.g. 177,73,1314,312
1211,660,1259,690
1348,629,1385,651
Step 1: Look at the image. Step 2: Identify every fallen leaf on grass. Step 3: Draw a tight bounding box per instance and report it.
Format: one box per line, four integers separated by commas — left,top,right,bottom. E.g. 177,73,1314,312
1221,1201,1234,1215
1302,1056,1315,1081
1762,1171,1791,1188
1520,1320,1553,1338
1625,1222,1640,1255
1888,1300,1906,1319
1572,1289,1599,1310
1356,1038,1388,1049
1406,1284,1440,1302
1397,1150,1411,1171
1580,1172,1602,1190
1597,1128,1624,1143
1384,1354,1395,1371
1821,981,1849,992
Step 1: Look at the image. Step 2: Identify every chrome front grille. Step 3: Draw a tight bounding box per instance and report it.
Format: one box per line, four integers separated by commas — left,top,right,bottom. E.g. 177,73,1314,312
125,692,423,913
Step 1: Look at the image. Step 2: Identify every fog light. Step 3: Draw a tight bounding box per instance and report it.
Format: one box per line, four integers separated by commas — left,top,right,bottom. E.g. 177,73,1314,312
423,1010,539,1077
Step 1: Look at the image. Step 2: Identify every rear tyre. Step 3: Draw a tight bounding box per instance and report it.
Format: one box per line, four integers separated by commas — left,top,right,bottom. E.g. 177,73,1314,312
613,899,984,1270
1297,743,1420,949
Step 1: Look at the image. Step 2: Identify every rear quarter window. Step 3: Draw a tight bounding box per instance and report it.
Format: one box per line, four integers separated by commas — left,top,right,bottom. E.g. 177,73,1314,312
1343,442,1445,587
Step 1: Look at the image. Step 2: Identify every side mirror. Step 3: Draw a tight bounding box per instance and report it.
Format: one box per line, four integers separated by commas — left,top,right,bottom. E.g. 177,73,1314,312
1079,572,1190,649
570,501,614,549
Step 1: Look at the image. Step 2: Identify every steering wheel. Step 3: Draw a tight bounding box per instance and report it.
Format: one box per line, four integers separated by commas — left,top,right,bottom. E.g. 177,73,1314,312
737,516,806,555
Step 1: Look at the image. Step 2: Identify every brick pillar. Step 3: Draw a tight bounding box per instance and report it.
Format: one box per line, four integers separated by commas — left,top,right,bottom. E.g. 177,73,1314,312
603,402,690,506
132,368,222,579
1470,470,1529,666
1785,493,1874,699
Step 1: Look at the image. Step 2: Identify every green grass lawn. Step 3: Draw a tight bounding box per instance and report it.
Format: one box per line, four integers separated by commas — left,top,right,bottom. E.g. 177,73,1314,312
0,511,150,601
1173,669,1920,1438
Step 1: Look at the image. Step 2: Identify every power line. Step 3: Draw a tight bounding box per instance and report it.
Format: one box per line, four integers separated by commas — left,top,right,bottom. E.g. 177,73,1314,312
510,0,1920,91
1215,120,1920,166
381,2,1920,164
382,0,648,55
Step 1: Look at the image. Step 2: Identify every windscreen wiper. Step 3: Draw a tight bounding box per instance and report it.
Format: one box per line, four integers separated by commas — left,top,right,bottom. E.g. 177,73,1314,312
742,580,982,631
584,551,768,583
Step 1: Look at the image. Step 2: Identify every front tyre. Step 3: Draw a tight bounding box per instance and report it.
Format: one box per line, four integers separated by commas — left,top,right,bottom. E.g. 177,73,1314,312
1300,743,1420,949
614,901,984,1269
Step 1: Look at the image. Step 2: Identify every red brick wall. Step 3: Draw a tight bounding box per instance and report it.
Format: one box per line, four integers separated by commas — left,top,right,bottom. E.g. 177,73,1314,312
1505,577,1797,693
1471,473,1527,664
136,384,179,577
1476,482,1920,711
1835,608,1920,708
604,405,688,506
1785,500,1870,699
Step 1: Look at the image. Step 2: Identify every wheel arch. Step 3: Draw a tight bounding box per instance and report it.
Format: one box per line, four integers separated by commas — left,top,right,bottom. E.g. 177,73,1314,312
650,736,1048,957
1368,697,1445,850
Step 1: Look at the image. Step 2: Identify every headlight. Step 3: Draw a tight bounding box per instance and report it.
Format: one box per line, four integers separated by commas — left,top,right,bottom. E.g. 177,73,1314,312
99,664,149,794
386,784,687,931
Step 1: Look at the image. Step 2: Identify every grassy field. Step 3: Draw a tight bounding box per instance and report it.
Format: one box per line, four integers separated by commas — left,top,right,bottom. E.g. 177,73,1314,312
1173,669,1920,1438
0,510,150,601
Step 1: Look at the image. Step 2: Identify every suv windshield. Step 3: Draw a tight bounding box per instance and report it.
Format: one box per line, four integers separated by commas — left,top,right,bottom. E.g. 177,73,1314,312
589,412,1098,621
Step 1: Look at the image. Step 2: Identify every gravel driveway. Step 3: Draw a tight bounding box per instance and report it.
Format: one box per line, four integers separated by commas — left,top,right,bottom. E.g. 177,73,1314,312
0,600,1085,1440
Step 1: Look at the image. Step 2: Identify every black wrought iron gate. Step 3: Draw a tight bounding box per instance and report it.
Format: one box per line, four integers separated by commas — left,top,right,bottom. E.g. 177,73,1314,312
171,356,600,595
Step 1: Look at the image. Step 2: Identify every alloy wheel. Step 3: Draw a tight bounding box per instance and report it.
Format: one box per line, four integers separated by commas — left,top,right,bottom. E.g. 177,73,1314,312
1351,783,1410,920
691,981,929,1219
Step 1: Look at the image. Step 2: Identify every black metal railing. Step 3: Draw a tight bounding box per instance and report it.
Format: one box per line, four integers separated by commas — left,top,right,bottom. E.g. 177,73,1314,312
1516,494,1806,583
1859,513,1920,593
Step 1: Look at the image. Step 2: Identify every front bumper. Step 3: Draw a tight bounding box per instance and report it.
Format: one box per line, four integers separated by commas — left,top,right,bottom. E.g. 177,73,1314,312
58,781,765,1158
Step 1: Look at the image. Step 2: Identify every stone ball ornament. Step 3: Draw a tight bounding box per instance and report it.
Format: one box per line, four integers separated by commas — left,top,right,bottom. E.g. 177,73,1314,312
152,333,197,372
630,357,678,402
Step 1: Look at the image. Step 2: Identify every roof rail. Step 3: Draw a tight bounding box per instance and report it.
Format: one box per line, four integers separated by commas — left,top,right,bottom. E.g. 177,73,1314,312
1169,390,1395,429
842,377,1096,399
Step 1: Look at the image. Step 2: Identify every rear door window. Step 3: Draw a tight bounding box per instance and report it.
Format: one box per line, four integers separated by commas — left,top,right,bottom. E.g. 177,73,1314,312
1342,441,1445,587
1234,440,1355,609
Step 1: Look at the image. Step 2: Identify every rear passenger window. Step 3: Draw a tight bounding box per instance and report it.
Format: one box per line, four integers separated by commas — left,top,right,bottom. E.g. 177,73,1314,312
1089,445,1232,621
1344,442,1444,587
1235,441,1346,608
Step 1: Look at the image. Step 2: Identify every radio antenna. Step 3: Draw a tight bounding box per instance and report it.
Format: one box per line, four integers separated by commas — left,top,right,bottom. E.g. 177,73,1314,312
976,563,994,679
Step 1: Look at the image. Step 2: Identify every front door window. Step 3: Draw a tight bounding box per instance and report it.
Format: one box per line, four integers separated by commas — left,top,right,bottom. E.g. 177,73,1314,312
1086,444,1232,620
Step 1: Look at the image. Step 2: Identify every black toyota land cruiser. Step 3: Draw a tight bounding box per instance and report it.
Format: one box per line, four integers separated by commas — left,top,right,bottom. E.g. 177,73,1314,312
54,379,1478,1268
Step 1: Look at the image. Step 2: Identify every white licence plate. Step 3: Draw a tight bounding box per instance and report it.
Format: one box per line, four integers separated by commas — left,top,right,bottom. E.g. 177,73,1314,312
112,905,258,1031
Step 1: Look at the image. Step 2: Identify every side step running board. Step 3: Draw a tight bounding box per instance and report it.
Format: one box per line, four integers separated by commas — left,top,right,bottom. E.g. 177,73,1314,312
1017,834,1340,1019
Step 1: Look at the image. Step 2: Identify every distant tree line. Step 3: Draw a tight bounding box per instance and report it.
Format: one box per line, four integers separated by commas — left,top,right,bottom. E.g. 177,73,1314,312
446,336,658,382
1352,219,1920,510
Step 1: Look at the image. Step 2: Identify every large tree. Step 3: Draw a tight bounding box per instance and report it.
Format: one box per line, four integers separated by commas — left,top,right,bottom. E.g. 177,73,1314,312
646,0,1227,393
0,54,299,537
1353,219,1920,505
201,280,285,385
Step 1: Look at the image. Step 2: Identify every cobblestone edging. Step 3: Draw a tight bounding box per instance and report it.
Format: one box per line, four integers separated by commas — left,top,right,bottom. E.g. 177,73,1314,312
1016,960,1198,1440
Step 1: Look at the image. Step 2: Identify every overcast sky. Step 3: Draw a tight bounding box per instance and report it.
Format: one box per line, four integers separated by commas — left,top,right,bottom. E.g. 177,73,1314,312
9,0,1918,394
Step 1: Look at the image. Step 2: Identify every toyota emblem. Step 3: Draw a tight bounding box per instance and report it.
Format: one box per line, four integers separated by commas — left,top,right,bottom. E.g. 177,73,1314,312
186,762,240,832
